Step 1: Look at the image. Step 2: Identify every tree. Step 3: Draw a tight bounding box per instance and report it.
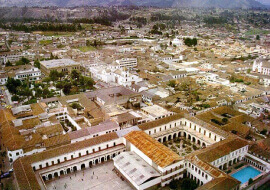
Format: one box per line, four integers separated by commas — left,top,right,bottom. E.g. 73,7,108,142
6,60,12,67
16,57,30,66
6,77,22,94
11,95,19,101
21,87,32,100
34,60,41,69
248,178,253,185
168,80,177,88
222,118,228,123
49,70,59,81
71,69,80,81
35,88,43,98
184,38,198,47
180,179,198,190
256,35,260,40
63,83,72,95
42,88,50,98
169,180,178,189
58,72,65,81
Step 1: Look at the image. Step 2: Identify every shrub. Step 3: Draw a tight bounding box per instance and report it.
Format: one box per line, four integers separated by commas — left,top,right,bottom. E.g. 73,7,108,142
248,178,253,185
169,180,178,189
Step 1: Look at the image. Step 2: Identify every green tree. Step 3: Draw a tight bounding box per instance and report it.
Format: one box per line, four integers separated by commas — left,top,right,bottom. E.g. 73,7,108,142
222,118,228,123
42,88,50,98
34,60,41,69
35,88,43,98
6,60,12,67
256,35,260,40
168,80,177,88
169,180,178,189
16,57,30,66
184,38,198,47
71,69,80,81
180,179,198,190
49,70,59,81
11,95,19,101
248,178,253,185
63,83,72,95
6,77,22,94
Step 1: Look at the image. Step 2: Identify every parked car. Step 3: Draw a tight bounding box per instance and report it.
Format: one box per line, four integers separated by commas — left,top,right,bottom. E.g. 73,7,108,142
0,172,10,179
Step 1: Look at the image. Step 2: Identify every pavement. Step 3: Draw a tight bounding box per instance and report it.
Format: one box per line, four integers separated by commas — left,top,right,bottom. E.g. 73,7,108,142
45,161,132,190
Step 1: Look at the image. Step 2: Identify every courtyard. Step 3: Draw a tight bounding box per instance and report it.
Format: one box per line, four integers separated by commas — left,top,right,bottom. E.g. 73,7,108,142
163,137,200,157
45,161,132,190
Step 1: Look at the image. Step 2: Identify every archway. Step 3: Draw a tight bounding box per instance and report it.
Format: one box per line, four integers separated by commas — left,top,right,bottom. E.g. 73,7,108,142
197,139,201,145
229,160,232,166
67,168,71,174
112,153,116,158
188,134,191,140
178,132,181,137
158,138,161,142
192,137,196,143
60,170,64,176
89,161,93,166
168,135,172,141
163,136,167,142
48,174,53,180
202,142,206,147
73,166,77,172
173,133,177,139
101,157,105,162
184,132,187,138
42,176,46,181
81,163,85,170
107,155,110,160
54,172,58,178
223,163,227,170
95,159,99,164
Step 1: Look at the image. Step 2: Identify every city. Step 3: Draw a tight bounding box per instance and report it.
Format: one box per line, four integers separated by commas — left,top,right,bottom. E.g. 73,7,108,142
0,1,270,190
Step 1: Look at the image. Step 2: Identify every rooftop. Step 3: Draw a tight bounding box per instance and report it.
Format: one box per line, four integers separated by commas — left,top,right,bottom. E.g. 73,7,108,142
125,131,183,168
113,151,160,186
40,58,79,69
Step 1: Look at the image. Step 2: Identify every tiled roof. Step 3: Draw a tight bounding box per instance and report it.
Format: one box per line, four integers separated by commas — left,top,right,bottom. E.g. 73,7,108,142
197,137,249,163
125,131,183,168
138,114,184,131
13,132,119,190
196,177,240,190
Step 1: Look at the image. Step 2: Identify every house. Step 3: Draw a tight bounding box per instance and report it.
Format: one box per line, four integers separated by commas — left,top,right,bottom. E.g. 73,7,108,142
253,57,270,75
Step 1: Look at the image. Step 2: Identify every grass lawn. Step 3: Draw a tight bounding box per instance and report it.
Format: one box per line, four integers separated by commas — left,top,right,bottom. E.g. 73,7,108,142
81,24,94,30
77,46,96,52
34,31,74,37
245,29,270,36
39,40,53,45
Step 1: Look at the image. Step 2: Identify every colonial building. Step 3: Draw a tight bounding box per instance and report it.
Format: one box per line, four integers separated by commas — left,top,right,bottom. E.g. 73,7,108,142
40,59,80,75
253,57,270,75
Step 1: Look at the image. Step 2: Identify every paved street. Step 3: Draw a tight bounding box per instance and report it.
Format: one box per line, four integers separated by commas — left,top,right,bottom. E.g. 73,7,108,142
45,161,132,190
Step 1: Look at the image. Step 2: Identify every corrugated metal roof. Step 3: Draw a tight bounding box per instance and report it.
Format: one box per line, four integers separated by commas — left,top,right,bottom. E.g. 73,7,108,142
113,151,160,186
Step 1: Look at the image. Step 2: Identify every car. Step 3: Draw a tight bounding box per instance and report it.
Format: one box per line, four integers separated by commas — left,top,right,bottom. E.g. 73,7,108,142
0,172,11,179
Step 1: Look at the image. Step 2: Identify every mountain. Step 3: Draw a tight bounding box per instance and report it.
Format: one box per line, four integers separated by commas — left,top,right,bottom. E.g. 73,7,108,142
257,0,270,6
172,0,265,9
0,0,266,8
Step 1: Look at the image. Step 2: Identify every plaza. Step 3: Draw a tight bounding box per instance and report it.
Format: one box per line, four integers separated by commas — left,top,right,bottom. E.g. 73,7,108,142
45,161,132,190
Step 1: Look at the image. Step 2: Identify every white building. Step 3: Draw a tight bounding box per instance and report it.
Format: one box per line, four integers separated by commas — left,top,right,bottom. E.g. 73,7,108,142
253,57,270,75
14,66,41,82
116,58,137,69
0,51,35,65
